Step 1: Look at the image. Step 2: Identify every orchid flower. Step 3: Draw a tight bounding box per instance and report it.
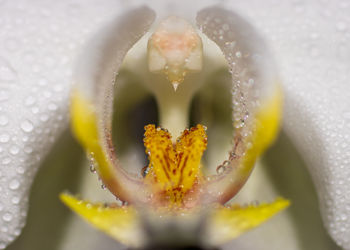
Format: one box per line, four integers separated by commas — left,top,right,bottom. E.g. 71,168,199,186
0,0,349,250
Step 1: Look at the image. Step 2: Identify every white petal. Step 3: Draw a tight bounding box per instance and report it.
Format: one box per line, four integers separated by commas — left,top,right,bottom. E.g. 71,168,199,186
224,0,350,249
0,0,125,248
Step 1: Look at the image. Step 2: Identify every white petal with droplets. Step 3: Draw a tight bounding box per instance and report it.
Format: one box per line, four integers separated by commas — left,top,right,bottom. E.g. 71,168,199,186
224,0,350,249
0,0,125,248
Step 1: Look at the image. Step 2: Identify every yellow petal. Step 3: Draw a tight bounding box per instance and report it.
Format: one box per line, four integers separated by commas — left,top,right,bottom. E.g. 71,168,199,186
204,84,283,203
70,90,143,203
206,198,290,245
60,193,145,247
241,84,283,175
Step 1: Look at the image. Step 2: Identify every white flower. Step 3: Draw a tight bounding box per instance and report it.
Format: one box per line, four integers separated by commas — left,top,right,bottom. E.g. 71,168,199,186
0,0,349,249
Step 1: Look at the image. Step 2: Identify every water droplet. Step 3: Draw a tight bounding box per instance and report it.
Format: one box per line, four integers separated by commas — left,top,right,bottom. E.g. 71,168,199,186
336,21,347,32
2,212,13,222
48,103,57,111
38,78,48,86
343,112,350,120
222,23,229,31
101,184,106,190
0,115,8,126
0,134,9,143
14,228,21,236
31,107,39,114
53,84,63,92
229,151,237,160
9,145,19,155
11,196,20,204
235,51,242,58
9,179,20,190
216,165,226,174
16,166,25,174
0,90,9,102
340,214,347,221
223,160,230,167
40,114,49,122
89,164,96,173
24,96,36,106
2,158,11,165
141,165,148,177
21,120,33,132
24,146,33,154
0,58,17,81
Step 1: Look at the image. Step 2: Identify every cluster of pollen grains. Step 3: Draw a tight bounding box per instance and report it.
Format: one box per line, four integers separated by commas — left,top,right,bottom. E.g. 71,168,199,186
142,124,207,206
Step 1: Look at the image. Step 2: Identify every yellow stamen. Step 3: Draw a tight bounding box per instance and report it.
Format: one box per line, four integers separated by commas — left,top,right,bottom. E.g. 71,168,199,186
143,124,207,206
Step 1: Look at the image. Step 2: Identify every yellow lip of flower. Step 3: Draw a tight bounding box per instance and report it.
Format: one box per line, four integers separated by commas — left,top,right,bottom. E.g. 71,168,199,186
62,87,289,247
60,5,290,249
60,117,289,247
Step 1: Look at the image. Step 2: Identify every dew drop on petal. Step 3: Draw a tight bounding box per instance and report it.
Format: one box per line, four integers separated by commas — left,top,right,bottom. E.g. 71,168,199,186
89,164,96,173
9,179,20,190
343,112,350,120
24,96,36,106
0,134,10,143
9,145,19,155
2,158,11,165
141,165,148,177
0,58,17,81
31,107,39,114
20,120,34,132
2,212,13,222
48,103,57,111
16,166,25,174
336,21,347,32
40,114,49,122
216,165,226,174
0,115,8,126
11,196,20,205
0,90,9,102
